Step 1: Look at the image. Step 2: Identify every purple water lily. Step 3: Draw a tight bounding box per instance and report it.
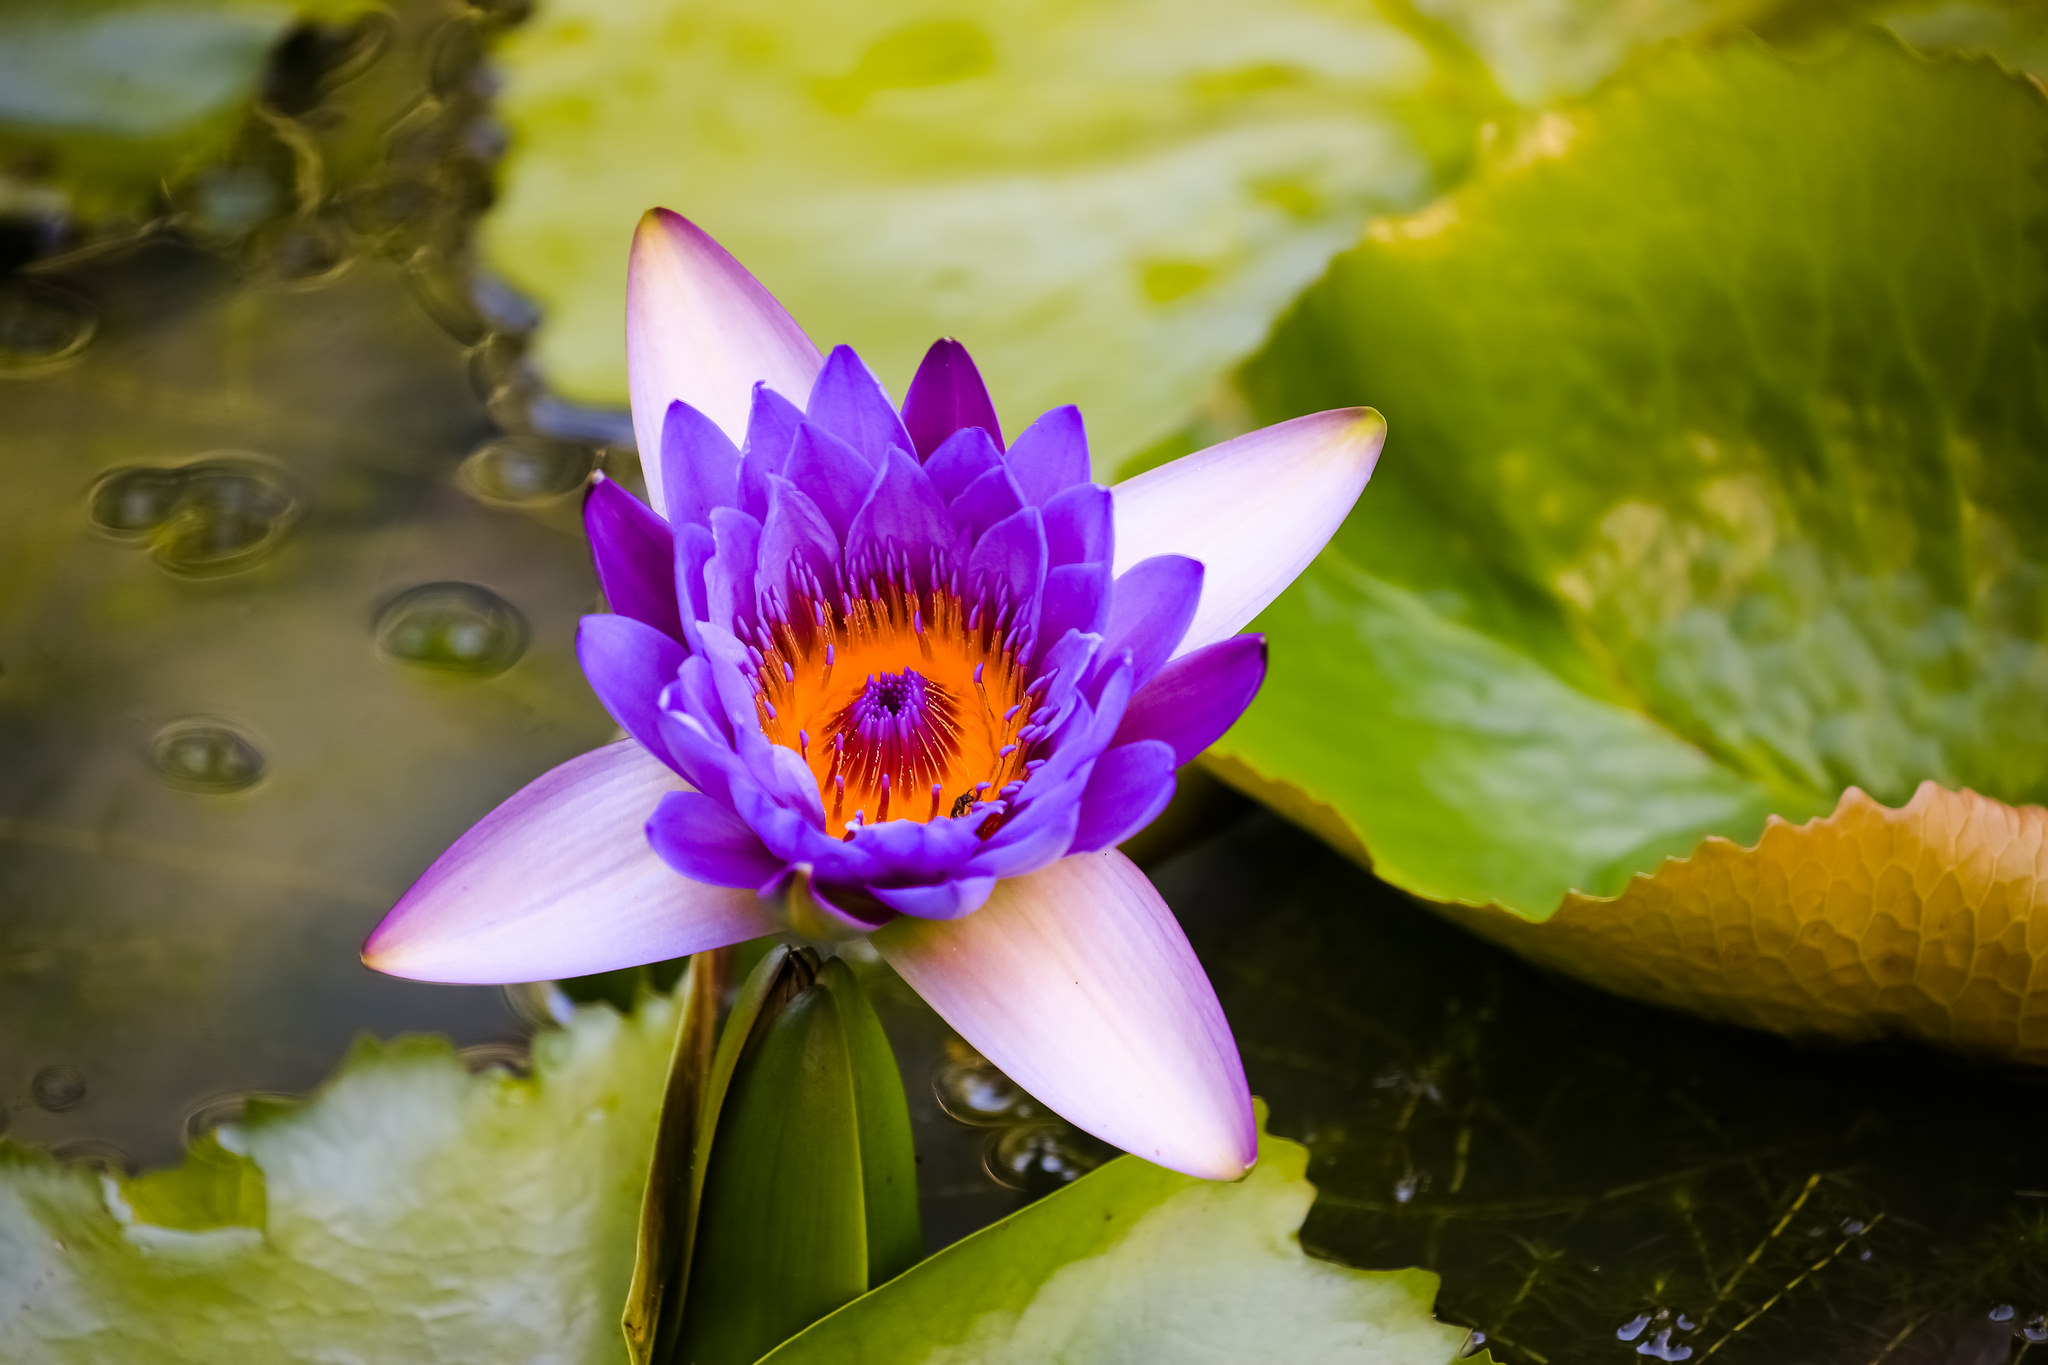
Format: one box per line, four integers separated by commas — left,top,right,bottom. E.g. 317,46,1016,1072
364,210,1383,1180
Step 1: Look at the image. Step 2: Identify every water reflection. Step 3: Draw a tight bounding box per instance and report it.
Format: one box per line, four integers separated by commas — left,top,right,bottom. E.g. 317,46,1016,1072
1154,810,2048,1363
932,1040,1107,1194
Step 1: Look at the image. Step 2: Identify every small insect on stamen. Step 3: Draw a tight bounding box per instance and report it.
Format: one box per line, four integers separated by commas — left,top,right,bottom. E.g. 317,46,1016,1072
948,791,973,818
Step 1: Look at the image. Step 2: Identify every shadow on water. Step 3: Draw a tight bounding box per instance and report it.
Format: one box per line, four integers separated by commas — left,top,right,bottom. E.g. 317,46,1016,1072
1155,793,2048,1365
1,2,2044,1362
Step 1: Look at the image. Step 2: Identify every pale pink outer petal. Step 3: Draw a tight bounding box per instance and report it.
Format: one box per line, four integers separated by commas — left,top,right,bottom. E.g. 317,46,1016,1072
362,740,777,984
871,849,1256,1180
627,209,823,517
1111,408,1386,660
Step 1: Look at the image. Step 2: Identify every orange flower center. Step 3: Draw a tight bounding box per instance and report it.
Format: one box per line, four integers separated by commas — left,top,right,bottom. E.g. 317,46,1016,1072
753,579,1035,837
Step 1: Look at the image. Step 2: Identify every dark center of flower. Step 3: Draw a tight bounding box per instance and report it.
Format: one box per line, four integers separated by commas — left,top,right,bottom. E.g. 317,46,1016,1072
749,574,1037,837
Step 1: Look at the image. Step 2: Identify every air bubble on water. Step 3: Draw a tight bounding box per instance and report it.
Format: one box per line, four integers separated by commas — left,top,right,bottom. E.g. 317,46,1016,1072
1637,1328,1693,1361
149,456,299,576
1991,1305,2016,1322
459,434,596,506
374,581,528,677
2023,1317,2047,1343
31,1064,87,1112
90,467,187,535
988,1122,1095,1190
1617,1314,1651,1343
150,719,267,792
0,281,98,373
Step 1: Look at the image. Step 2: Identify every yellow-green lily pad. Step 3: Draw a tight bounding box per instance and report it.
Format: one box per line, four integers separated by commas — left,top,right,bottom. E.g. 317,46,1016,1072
1224,30,2048,1058
480,0,1765,470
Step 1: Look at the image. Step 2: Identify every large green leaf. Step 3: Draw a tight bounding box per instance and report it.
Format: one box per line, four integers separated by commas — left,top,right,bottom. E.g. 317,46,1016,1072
0,990,681,1363
480,0,1776,472
1226,30,2048,919
760,1108,1472,1365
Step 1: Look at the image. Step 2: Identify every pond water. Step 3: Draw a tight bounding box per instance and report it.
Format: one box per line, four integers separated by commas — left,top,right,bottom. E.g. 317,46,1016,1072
1,3,2044,1362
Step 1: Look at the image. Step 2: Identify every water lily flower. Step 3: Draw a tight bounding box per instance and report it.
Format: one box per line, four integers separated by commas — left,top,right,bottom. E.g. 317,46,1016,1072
364,210,1383,1181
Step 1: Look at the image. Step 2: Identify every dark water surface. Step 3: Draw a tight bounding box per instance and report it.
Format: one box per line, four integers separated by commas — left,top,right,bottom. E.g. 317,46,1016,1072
2,3,2044,1362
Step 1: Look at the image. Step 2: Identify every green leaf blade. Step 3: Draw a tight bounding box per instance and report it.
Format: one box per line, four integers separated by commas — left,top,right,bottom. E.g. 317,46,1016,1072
758,1110,1471,1365
817,959,923,1290
1229,30,2048,917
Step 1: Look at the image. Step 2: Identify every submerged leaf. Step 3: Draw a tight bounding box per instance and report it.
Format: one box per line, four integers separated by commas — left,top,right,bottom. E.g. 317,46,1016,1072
760,1107,1472,1365
1221,31,2048,1054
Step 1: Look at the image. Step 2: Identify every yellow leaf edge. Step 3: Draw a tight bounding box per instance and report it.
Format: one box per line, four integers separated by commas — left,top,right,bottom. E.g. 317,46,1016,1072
1204,753,2048,1064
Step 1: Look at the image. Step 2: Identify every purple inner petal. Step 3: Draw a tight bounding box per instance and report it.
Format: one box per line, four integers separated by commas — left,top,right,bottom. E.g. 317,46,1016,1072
782,423,874,542
844,447,960,580
902,337,1004,459
575,613,687,768
661,399,741,529
1113,634,1266,766
646,789,786,891
951,464,1027,546
805,344,914,466
1067,739,1178,853
1006,405,1090,506
924,426,1004,503
1101,554,1204,690
1042,482,1113,568
585,476,684,644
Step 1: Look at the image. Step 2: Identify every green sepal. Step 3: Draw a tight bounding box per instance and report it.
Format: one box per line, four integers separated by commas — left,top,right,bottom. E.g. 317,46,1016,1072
647,949,921,1365
621,953,724,1365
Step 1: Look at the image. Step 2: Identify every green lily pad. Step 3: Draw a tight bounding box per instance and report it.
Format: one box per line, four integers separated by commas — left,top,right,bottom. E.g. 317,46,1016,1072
0,0,375,219
0,991,680,1363
1225,29,2048,920
481,0,1777,471
760,1107,1472,1365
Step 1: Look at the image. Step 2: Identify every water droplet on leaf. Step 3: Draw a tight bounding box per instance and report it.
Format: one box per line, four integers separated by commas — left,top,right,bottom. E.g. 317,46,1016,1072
375,582,527,676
